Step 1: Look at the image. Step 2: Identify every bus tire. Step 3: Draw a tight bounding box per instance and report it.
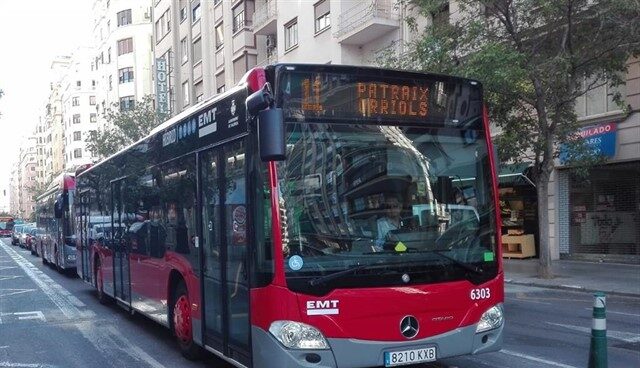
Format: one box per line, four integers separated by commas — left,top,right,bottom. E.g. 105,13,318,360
171,281,202,360
95,259,110,305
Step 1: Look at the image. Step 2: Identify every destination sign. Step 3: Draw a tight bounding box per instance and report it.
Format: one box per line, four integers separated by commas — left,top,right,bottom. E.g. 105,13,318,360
278,69,482,128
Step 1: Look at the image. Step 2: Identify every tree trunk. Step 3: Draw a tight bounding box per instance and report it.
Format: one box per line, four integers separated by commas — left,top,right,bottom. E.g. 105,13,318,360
536,170,554,279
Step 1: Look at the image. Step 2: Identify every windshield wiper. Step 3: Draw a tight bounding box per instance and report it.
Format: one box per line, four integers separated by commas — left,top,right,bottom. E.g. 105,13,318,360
363,249,483,275
308,260,430,287
431,250,484,275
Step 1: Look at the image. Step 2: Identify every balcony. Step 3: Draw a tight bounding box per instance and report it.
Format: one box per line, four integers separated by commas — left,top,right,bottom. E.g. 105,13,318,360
335,0,400,45
256,54,278,67
253,0,277,35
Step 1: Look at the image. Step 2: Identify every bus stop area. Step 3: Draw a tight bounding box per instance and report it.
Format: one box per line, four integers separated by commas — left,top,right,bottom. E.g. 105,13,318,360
504,258,640,297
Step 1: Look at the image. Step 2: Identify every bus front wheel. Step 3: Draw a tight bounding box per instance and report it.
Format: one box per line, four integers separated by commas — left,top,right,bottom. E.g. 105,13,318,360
171,281,201,360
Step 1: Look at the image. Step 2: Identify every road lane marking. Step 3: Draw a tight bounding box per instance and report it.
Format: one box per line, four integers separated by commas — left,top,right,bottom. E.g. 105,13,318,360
0,276,23,281
0,242,93,320
0,289,36,297
76,322,167,368
500,350,578,368
13,311,46,322
547,322,640,343
0,363,58,368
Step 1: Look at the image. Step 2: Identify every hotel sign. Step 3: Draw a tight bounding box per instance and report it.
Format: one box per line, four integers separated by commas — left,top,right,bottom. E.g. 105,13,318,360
155,58,169,115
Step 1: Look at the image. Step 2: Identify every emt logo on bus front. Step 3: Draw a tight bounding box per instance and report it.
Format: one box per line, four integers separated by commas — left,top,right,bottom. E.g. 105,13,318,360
306,300,340,315
356,82,429,118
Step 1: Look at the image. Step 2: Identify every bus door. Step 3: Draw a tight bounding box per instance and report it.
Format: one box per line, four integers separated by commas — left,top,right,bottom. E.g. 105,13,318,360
200,140,250,366
111,179,131,306
78,192,91,283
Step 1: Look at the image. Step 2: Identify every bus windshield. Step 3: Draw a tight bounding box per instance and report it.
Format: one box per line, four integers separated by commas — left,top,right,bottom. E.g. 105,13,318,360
274,67,498,293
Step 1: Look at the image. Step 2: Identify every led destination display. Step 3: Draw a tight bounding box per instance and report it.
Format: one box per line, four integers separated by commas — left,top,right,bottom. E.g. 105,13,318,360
278,68,482,128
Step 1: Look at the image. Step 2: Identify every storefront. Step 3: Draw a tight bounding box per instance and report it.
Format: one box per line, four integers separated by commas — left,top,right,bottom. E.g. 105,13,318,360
555,115,640,262
498,163,538,258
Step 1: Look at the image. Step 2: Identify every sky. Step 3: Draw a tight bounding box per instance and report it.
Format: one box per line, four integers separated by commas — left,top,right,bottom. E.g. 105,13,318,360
0,0,92,211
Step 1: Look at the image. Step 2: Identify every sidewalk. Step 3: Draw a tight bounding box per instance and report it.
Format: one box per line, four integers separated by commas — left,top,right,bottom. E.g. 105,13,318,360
503,258,640,297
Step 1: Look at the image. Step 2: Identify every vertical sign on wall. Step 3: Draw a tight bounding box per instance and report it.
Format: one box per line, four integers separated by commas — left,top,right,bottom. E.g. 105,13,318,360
155,58,169,115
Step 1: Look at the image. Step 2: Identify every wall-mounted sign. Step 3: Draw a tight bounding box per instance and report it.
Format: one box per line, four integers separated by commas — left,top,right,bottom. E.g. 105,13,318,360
560,122,617,163
155,58,169,115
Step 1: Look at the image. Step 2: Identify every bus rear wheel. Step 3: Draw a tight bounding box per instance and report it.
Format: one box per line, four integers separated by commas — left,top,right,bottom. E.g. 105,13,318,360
172,281,201,360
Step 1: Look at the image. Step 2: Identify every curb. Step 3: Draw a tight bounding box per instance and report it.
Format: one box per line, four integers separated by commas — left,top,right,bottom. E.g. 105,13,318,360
505,279,640,298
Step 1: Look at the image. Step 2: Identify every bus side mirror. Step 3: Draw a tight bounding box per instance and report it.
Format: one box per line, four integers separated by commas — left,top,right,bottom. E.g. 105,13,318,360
258,108,285,162
246,82,286,162
54,195,64,219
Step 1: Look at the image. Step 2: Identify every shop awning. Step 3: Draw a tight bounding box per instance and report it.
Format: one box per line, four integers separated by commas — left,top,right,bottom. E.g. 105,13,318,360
499,163,535,187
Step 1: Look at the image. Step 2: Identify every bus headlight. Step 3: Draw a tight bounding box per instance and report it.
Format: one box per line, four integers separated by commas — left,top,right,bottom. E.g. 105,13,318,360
269,321,329,349
476,305,503,333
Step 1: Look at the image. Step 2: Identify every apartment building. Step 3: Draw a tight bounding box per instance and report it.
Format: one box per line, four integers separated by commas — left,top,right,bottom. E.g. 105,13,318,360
17,137,38,219
59,47,99,172
545,57,640,261
152,0,423,116
91,0,154,129
9,163,19,216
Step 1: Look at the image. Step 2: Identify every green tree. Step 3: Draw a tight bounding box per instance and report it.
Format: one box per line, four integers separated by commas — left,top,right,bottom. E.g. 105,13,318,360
86,95,167,159
383,0,640,278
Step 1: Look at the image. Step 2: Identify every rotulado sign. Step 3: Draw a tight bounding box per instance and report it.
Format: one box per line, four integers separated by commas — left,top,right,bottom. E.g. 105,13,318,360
276,68,483,129
560,122,617,164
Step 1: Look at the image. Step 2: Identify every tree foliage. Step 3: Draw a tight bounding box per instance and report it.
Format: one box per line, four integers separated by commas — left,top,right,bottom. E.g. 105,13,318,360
86,95,167,159
382,0,640,277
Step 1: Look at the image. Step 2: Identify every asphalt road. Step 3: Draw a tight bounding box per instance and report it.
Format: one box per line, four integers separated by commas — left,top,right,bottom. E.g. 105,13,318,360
1,238,638,368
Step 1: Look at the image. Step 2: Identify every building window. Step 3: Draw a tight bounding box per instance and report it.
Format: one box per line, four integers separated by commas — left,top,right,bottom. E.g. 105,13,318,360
76,80,82,88
180,6,187,22
232,3,246,33
192,1,201,23
314,0,330,33
285,18,298,51
217,84,225,93
73,114,81,124
117,38,133,55
195,81,204,102
155,9,171,42
107,47,112,63
73,131,82,141
119,67,134,83
181,37,188,64
74,149,83,159
90,113,97,123
72,97,80,106
108,75,113,90
117,9,132,27
215,22,224,49
90,96,96,105
192,37,202,64
120,96,135,111
92,80,96,88
182,81,189,106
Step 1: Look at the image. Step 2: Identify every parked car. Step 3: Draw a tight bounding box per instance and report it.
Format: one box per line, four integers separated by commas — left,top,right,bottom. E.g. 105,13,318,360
19,224,36,248
28,228,46,255
11,224,25,245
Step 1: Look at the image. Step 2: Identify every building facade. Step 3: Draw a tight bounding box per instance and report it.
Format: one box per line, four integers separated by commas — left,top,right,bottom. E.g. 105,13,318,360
91,0,154,130
60,47,99,172
546,57,640,262
152,0,425,116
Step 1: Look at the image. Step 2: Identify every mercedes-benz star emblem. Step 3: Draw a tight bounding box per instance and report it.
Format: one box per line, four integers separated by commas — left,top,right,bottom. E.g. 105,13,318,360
400,316,419,339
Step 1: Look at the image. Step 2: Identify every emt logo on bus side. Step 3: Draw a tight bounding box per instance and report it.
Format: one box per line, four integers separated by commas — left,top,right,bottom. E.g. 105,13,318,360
306,300,340,315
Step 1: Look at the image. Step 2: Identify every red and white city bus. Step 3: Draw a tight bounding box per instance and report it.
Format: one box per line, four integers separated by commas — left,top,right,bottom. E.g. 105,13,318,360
36,173,77,271
75,64,503,368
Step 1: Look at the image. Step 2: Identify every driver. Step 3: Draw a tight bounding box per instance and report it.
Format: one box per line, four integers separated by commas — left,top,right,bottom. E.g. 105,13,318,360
375,195,403,250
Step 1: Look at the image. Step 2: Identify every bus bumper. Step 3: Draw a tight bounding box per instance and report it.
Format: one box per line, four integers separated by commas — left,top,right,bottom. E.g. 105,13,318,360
252,319,503,368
